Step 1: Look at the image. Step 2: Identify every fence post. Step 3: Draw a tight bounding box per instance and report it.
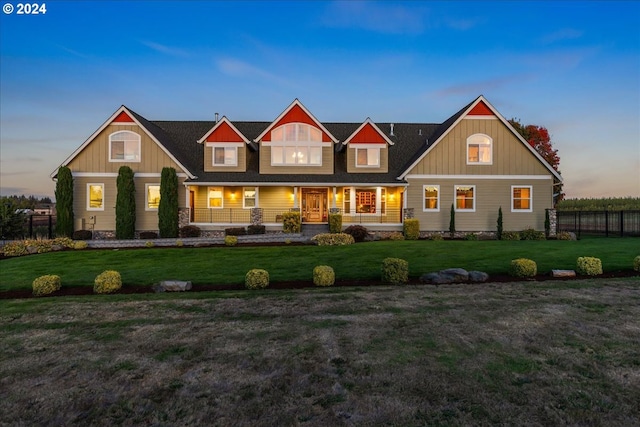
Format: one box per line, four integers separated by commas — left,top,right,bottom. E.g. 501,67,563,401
578,211,581,238
48,215,53,239
620,210,624,237
28,215,33,238
605,209,609,237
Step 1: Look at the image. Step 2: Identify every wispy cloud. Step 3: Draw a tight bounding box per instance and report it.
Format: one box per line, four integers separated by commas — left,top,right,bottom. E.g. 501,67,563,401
538,28,584,45
322,1,426,35
55,45,91,59
140,41,190,58
444,17,483,31
215,57,293,87
433,74,534,98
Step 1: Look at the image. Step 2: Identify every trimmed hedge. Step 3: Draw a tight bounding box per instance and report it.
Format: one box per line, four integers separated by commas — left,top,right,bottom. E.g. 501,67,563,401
225,227,246,236
180,225,201,238
94,270,122,294
501,231,521,241
72,230,92,240
381,257,409,285
245,269,269,289
634,255,640,272
509,258,537,278
313,265,335,287
139,231,158,240
329,213,342,233
224,236,238,246
32,274,61,297
403,219,420,240
576,257,602,276
311,233,355,246
282,212,301,233
247,224,266,235
344,225,368,242
520,228,546,241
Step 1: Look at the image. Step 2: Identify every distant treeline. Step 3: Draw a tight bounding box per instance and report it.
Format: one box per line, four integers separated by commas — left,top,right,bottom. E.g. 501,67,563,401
1,195,54,210
557,197,640,211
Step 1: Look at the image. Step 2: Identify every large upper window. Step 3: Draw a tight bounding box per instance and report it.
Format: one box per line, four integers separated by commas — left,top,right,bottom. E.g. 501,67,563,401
270,123,323,166
423,185,440,211
467,134,492,165
87,183,104,210
213,146,237,166
356,148,380,167
512,186,532,212
109,131,141,162
146,184,160,210
455,185,476,211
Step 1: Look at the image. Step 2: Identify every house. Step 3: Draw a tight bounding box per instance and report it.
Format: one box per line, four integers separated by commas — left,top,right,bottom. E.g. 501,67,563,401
51,96,562,238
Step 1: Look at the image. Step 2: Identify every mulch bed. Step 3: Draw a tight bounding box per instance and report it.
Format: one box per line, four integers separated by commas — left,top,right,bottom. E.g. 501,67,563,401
1,271,637,300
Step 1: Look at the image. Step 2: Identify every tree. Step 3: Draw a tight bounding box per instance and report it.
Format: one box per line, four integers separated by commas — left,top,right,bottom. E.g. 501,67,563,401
509,119,564,202
0,197,26,239
497,206,503,240
116,166,136,239
55,166,74,237
158,167,179,238
449,203,456,235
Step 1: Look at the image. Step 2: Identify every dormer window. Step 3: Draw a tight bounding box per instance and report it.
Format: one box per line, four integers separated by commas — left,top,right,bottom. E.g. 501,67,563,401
109,131,141,162
270,123,323,166
213,146,238,166
356,148,380,167
467,134,492,165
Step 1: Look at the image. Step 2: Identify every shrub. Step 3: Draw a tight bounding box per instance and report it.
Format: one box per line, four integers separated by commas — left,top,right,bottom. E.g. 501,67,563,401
520,228,546,240
145,241,154,248
52,237,75,248
245,269,269,289
32,275,61,297
501,231,521,241
139,231,158,240
55,166,74,238
74,241,88,250
344,225,368,242
634,255,640,272
180,225,201,238
576,257,603,276
556,231,572,240
313,265,335,287
509,258,537,278
224,235,238,246
544,209,551,238
176,239,184,247
73,230,92,240
282,212,301,233
225,227,247,236
94,270,122,294
329,213,342,233
158,167,179,238
311,233,355,246
381,257,409,285
497,207,503,240
0,197,26,239
247,224,266,235
388,232,405,241
465,233,478,241
2,241,28,257
403,218,420,240
116,165,136,239
429,233,444,241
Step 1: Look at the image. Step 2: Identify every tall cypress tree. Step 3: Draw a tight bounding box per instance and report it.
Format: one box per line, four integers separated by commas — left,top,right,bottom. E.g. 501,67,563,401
116,166,136,239
158,167,179,238
449,203,456,235
497,206,503,240
55,166,74,237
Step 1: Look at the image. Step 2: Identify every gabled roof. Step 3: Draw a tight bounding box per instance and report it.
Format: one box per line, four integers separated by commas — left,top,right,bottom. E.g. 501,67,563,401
254,99,339,143
50,105,196,179
196,116,251,145
397,95,563,182
342,118,395,146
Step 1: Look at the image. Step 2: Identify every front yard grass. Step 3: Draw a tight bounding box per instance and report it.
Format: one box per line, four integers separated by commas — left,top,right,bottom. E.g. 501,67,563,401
0,278,638,425
1,237,638,291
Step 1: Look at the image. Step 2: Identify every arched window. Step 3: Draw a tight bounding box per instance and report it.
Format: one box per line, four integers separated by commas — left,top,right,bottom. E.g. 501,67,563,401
270,123,323,166
109,131,141,162
466,134,492,165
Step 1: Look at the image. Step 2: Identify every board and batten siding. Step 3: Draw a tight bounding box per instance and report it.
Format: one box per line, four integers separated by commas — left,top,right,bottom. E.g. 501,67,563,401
259,146,334,175
66,124,184,174
203,145,247,173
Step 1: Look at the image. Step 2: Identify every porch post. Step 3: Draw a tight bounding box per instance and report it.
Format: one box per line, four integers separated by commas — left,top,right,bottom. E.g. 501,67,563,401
293,186,298,209
332,187,337,209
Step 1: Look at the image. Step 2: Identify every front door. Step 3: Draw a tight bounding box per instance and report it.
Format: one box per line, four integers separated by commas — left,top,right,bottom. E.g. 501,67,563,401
306,192,323,222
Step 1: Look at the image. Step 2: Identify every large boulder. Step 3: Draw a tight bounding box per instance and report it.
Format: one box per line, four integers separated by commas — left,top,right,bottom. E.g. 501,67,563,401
152,280,192,292
420,268,488,285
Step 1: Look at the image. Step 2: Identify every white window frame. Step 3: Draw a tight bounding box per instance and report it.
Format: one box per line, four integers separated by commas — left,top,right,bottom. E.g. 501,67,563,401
355,147,380,167
455,185,476,212
511,185,533,212
87,183,104,211
243,187,258,209
269,122,323,166
423,185,440,212
145,184,160,211
109,131,141,162
208,187,224,209
213,146,238,166
466,134,492,165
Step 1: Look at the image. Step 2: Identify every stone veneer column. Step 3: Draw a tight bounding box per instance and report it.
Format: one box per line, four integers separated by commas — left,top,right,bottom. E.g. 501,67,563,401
546,208,557,237
403,208,414,219
251,208,263,225
178,208,190,229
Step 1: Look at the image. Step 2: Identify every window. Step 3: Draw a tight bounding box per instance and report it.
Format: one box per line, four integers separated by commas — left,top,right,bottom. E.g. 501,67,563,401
87,184,104,210
213,146,237,166
243,187,257,208
109,131,141,162
146,184,160,210
270,123,323,166
356,148,380,167
512,186,532,212
208,187,223,208
455,185,475,211
423,185,440,211
343,188,351,213
356,189,376,213
467,134,492,165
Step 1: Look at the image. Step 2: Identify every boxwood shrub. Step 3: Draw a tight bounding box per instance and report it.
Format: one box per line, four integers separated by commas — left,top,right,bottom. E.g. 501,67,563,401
224,235,238,246
247,224,266,235
403,218,420,240
32,275,61,297
245,269,269,289
501,231,521,241
509,258,537,278
72,229,92,240
634,255,640,272
94,270,122,294
344,225,368,242
282,212,301,233
328,213,342,233
381,257,409,285
313,265,335,287
311,233,354,246
576,257,603,276
179,225,201,238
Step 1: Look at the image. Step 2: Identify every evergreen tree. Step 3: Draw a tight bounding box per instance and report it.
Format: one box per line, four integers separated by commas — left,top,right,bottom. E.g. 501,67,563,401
449,203,456,235
497,206,503,240
116,166,136,239
158,167,179,238
55,166,74,237
0,197,26,239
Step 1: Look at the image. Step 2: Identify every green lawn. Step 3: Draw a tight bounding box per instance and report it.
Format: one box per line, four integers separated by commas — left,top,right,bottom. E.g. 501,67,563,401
1,237,637,292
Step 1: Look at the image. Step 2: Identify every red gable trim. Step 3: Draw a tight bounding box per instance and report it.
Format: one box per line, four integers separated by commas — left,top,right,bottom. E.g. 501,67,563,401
261,104,332,142
349,122,387,144
113,111,135,123
206,121,245,143
467,101,494,116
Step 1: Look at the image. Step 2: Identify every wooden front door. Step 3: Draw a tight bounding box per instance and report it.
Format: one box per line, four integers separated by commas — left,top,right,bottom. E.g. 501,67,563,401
305,192,324,222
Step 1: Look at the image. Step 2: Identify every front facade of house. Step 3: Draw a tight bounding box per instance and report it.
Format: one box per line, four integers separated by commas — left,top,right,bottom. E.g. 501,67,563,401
51,96,562,237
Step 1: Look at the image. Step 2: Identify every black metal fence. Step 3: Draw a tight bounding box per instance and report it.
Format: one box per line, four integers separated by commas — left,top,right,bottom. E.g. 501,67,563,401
557,210,640,237
23,215,56,239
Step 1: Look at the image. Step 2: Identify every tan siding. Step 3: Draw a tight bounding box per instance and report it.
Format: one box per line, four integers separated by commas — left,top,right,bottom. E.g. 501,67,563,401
259,187,295,209
259,145,334,174
73,176,117,231
67,124,185,174
407,178,552,231
346,146,389,173
203,145,247,172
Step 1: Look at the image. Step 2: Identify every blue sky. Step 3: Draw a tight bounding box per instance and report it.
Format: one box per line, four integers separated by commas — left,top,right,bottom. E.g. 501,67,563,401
1,1,638,199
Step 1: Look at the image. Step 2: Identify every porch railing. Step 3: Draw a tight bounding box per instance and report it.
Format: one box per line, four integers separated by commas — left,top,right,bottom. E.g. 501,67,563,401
191,208,403,224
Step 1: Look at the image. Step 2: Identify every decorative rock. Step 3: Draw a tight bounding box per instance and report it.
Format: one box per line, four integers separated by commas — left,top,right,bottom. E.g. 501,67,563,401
420,272,450,284
420,268,488,284
152,280,192,292
552,269,576,278
468,271,489,283
440,268,469,283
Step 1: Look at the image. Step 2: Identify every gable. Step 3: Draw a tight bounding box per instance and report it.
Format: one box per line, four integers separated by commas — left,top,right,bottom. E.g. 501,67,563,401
113,111,135,123
257,100,337,143
345,121,392,145
467,101,494,116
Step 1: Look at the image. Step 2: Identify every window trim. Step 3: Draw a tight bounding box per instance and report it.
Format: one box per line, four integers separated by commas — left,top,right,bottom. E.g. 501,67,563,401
511,185,533,212
466,133,492,165
145,184,161,211
423,185,440,212
212,146,238,167
269,122,324,167
455,185,476,212
86,183,105,211
109,131,141,163
355,147,380,168
243,187,258,209
207,186,224,209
